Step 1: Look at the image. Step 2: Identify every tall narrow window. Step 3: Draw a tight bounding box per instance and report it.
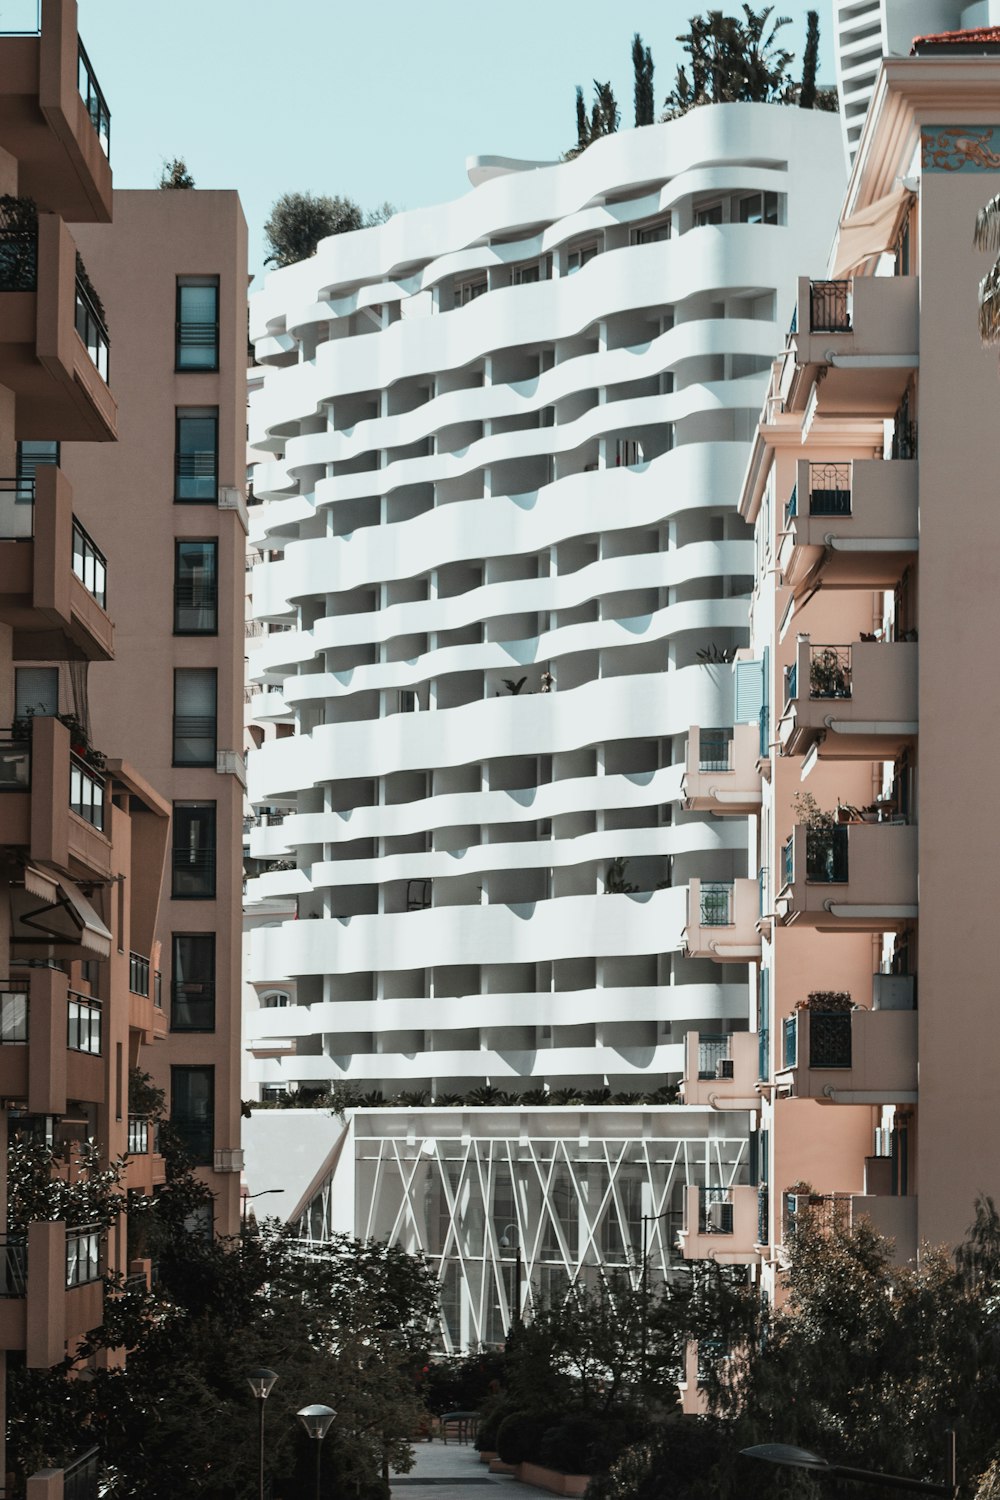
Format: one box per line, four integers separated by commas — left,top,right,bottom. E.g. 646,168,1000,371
173,668,216,766
174,540,218,634
172,802,216,899
171,934,215,1031
176,277,219,371
170,1064,214,1162
175,408,218,502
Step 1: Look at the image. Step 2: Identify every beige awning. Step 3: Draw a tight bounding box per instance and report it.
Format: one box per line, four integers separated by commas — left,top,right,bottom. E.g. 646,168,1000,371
12,874,112,957
22,864,59,903
832,187,913,279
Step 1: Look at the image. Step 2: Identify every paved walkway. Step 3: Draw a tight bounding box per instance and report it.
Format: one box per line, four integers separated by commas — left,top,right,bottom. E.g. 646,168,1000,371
392,1439,521,1500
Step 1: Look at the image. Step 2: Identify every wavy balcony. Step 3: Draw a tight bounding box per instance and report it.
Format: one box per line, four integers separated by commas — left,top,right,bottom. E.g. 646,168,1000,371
0,0,112,221
676,1184,759,1265
778,637,917,761
776,822,917,930
680,1030,759,1109
682,723,762,815
0,206,115,441
778,458,917,595
0,467,113,660
777,1005,917,1104
779,275,919,417
683,878,762,962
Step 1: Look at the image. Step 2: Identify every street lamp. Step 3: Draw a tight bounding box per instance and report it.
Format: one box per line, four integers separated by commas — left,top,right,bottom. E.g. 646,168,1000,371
498,1223,523,1330
639,1207,674,1386
242,1187,283,1231
298,1403,337,1500
246,1368,279,1500
741,1436,958,1499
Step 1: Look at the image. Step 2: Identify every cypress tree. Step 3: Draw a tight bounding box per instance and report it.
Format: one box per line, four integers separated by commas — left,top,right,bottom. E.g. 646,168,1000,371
800,9,820,108
633,33,655,126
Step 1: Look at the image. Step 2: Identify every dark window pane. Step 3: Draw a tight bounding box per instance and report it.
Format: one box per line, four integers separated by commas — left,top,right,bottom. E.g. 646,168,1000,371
171,934,215,1030
172,802,216,899
176,280,219,371
170,1064,214,1162
173,669,216,766
175,411,218,502
174,540,218,634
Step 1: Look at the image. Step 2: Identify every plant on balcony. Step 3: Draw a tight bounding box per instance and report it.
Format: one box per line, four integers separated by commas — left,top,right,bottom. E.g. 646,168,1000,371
606,857,638,894
794,991,854,1012
809,647,850,697
74,252,106,330
0,194,38,291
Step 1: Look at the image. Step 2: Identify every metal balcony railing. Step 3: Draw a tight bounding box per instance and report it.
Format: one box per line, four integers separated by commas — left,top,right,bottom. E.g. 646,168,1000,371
0,986,28,1044
698,729,731,772
171,844,216,896
78,38,110,156
809,645,852,699
70,752,105,831
809,462,852,515
699,881,734,927
809,279,852,333
170,980,215,1032
0,1237,26,1297
698,1188,735,1235
171,1119,212,1164
65,1225,101,1287
697,1034,729,1079
0,731,30,791
71,517,107,608
0,475,34,538
127,1115,149,1154
67,992,101,1054
806,826,849,883
74,269,109,381
128,951,150,997
809,1011,853,1068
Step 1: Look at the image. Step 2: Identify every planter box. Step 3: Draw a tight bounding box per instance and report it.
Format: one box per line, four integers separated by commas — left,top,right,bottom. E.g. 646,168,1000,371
480,1452,498,1465
489,1458,518,1475
517,1461,592,1497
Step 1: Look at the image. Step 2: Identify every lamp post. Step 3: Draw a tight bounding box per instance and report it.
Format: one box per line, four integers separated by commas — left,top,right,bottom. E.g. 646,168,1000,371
298,1403,337,1500
242,1187,283,1232
741,1435,958,1500
498,1223,522,1331
246,1368,278,1500
639,1207,674,1387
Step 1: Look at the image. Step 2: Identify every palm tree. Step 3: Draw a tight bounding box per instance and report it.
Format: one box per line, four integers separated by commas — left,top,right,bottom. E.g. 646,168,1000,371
974,194,1000,342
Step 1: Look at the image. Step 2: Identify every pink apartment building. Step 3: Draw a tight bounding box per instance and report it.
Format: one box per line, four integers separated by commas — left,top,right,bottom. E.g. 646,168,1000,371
681,26,1000,1294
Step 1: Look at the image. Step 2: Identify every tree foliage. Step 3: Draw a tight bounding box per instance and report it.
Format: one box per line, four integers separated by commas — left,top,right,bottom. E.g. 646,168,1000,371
264,192,365,267
632,34,655,127
799,9,819,108
664,7,795,117
566,80,620,159
158,158,195,189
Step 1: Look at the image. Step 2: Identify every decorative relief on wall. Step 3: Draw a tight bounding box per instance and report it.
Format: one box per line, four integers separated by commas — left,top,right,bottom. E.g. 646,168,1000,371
922,126,1000,171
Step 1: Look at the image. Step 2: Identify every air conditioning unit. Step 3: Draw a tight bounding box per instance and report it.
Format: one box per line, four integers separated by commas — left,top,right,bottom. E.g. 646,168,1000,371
872,973,915,1010
706,1199,734,1234
716,1058,735,1080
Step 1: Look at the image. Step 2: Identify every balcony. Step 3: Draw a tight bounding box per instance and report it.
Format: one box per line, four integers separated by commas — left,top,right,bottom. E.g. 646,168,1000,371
680,1029,759,1109
776,821,917,929
778,636,917,760
782,1188,917,1265
0,0,112,221
124,1114,165,1194
0,968,103,1112
683,878,762,961
778,1005,917,1103
0,468,113,660
0,204,115,440
677,1185,760,1265
0,715,112,884
682,723,762,815
780,275,919,417
0,1219,103,1367
779,459,918,594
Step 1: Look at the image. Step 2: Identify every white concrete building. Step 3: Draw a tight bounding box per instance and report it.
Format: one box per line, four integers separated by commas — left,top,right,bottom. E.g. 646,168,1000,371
244,105,843,1349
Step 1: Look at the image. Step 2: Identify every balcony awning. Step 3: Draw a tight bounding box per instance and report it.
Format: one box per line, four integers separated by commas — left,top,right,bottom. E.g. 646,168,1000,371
11,873,112,957
831,187,913,279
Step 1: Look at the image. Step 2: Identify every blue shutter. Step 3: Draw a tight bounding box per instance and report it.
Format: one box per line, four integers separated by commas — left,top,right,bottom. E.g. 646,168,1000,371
734,659,764,723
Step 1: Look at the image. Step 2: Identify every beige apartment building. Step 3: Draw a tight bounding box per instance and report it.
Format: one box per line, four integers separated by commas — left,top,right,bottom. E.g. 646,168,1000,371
66,190,249,1238
680,25,1000,1292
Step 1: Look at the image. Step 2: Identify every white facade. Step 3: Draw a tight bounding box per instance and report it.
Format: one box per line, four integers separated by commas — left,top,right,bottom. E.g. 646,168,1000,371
834,0,1000,166
244,106,844,1344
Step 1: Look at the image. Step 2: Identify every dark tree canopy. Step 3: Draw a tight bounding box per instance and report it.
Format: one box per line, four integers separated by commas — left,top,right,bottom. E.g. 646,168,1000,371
159,157,195,189
799,9,819,108
264,192,365,267
632,34,655,127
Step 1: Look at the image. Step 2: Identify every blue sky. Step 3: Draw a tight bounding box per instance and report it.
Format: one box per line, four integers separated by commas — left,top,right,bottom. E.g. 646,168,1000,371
76,0,836,283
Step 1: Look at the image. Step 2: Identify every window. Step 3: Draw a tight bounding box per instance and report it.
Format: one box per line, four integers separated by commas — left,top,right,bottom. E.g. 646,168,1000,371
172,802,216,899
632,216,671,244
170,1064,214,1163
16,440,59,489
176,277,219,371
737,192,780,226
175,408,218,502
695,203,724,226
174,540,218,634
173,669,216,766
454,277,486,306
171,933,215,1031
263,991,290,1009
566,242,598,272
15,666,58,720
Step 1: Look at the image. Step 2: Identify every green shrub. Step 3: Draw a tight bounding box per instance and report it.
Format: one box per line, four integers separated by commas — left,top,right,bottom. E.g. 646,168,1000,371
476,1398,513,1453
539,1412,646,1476
497,1409,557,1465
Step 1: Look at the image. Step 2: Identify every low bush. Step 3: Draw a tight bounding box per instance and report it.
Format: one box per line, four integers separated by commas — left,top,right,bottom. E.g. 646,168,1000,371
475,1396,514,1453
538,1411,646,1476
497,1409,558,1465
